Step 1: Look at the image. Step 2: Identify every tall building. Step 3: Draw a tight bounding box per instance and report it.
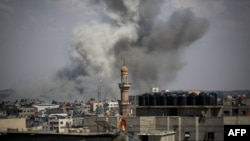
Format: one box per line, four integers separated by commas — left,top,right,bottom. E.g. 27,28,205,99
118,62,131,116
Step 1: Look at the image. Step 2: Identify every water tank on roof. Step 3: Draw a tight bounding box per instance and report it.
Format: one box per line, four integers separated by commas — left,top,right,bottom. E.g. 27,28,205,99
210,92,217,105
149,94,154,106
153,94,157,105
154,93,161,105
160,94,167,105
143,93,150,106
139,95,145,106
168,94,177,105
178,94,187,105
187,93,196,105
198,92,207,105
207,94,215,105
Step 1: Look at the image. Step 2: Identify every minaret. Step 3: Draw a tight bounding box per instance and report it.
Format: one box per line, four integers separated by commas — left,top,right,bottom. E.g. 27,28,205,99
118,61,131,116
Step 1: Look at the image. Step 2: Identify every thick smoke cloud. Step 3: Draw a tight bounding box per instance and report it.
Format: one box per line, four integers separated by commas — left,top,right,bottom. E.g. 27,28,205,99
45,0,209,101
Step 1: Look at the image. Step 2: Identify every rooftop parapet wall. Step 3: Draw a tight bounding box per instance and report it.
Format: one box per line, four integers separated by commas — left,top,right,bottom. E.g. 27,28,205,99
0,118,26,132
224,116,250,125
83,116,250,141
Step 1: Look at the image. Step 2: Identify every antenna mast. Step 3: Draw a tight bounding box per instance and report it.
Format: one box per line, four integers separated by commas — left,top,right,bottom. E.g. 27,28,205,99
98,80,102,104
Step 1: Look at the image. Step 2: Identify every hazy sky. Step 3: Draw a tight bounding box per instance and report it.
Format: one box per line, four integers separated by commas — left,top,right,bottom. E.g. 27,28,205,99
0,0,249,101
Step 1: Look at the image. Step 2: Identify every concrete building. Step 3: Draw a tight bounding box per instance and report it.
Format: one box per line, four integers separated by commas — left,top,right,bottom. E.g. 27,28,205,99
103,101,119,116
32,104,60,112
3,115,250,141
18,107,35,118
86,98,97,113
0,118,26,132
81,115,250,141
84,104,91,113
106,101,119,111
222,95,250,116
83,116,220,141
129,95,139,116
93,102,103,112
47,114,73,133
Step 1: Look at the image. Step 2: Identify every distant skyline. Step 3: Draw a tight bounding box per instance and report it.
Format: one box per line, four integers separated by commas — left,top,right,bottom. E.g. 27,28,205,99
0,0,249,101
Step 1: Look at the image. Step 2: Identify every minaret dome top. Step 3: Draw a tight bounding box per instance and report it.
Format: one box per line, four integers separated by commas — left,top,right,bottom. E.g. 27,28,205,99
121,64,128,73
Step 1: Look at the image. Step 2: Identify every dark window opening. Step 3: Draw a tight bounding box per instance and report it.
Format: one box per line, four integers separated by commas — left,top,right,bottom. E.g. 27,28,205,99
223,110,230,116
184,132,190,141
204,132,214,141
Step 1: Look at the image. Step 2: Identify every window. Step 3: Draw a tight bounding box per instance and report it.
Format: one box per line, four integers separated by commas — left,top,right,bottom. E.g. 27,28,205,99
204,132,214,141
60,121,64,124
208,132,214,140
241,110,246,116
185,132,190,137
223,110,230,116
184,132,190,141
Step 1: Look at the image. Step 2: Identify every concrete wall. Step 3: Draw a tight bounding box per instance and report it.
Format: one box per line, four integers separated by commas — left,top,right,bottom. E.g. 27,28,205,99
222,105,250,116
199,117,224,141
82,116,250,141
0,133,114,141
83,116,226,141
136,106,222,117
0,118,26,131
224,116,250,125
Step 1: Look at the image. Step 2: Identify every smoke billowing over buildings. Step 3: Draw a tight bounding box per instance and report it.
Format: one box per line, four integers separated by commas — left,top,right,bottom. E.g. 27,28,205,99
1,0,212,101
51,0,209,101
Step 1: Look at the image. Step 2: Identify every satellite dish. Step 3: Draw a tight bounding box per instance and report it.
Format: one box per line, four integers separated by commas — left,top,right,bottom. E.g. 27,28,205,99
119,118,128,131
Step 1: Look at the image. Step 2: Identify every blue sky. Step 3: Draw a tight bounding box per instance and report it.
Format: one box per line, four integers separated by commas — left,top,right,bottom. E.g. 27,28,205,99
0,0,249,101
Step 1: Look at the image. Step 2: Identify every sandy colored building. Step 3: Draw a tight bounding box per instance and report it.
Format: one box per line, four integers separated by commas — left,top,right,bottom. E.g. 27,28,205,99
0,118,26,132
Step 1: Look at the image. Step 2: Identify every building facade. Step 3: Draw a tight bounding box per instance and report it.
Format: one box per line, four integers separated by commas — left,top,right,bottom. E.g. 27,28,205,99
47,115,73,133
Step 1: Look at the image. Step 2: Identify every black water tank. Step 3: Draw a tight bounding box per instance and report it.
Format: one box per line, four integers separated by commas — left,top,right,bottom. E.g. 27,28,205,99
195,94,199,105
160,94,167,105
209,92,217,105
152,94,156,106
187,93,196,105
151,93,158,106
154,93,161,105
139,95,145,106
178,94,187,105
169,94,178,105
144,93,150,106
166,93,171,105
164,92,171,106
198,92,207,105
148,94,155,106
207,94,215,105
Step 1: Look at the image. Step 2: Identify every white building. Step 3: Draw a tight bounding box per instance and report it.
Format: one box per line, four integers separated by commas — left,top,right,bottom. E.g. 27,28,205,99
92,102,103,112
107,101,119,111
102,101,119,116
151,87,159,92
32,104,60,112
47,114,73,133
